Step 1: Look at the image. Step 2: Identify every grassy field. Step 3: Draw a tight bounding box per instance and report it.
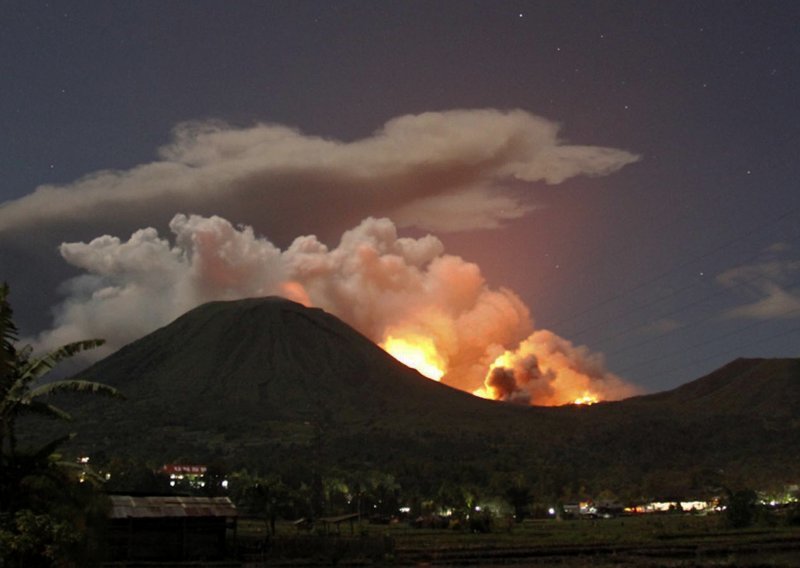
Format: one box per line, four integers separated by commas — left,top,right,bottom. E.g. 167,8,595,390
237,513,800,566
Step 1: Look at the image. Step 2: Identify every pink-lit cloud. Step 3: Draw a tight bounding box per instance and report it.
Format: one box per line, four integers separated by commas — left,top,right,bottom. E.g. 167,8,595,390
33,214,638,405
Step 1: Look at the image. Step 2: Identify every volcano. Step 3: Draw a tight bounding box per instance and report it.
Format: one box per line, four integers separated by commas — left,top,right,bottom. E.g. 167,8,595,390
41,297,800,494
53,297,547,470
68,296,518,423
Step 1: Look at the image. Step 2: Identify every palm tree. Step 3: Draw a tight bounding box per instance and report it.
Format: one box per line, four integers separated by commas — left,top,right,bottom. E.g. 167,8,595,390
0,282,125,566
0,282,123,467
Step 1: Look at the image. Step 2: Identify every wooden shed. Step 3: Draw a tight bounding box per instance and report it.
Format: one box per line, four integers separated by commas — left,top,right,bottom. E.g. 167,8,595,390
106,495,238,562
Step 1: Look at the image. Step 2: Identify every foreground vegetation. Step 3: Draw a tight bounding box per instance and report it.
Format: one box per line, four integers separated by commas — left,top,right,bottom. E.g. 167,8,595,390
0,283,123,567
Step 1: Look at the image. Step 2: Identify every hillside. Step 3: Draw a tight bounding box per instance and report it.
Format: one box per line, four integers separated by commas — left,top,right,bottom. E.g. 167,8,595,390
72,296,494,422
47,298,557,475
33,297,800,497
634,357,800,417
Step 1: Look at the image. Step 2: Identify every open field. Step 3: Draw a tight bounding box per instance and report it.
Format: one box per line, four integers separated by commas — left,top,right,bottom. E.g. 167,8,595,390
237,514,800,566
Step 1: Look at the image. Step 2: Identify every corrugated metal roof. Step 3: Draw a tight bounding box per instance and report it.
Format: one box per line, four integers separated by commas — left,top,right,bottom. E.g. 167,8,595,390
109,495,238,519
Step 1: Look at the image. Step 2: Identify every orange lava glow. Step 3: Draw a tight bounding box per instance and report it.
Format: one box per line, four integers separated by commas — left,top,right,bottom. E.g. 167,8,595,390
479,339,610,406
472,386,493,400
381,334,446,381
572,393,599,405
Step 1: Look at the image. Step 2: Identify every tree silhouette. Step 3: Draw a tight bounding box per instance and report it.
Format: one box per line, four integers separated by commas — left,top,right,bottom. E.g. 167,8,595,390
0,283,123,460
0,282,124,566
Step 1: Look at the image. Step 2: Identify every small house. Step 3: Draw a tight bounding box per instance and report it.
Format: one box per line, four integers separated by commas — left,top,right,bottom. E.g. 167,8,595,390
106,494,238,562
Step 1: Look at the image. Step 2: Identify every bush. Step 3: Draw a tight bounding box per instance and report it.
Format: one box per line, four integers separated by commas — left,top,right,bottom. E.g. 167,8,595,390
724,489,757,528
469,511,493,533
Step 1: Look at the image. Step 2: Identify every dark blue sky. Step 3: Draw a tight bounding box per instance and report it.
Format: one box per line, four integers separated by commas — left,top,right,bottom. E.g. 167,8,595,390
2,1,799,395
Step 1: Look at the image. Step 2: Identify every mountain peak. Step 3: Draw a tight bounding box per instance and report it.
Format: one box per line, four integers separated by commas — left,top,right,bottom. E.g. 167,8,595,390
633,357,800,417
31,298,799,489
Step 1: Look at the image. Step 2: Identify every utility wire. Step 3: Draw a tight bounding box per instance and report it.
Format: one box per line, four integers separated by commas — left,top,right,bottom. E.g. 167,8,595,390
548,204,800,332
613,306,800,378
594,249,800,353
569,230,800,345
632,321,800,389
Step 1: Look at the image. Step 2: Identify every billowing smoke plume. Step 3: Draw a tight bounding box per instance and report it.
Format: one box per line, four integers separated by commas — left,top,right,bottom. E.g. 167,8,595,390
0,108,640,338
0,109,639,237
34,214,638,405
477,331,639,405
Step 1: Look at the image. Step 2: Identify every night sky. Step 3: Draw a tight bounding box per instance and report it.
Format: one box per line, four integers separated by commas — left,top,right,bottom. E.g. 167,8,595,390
2,1,799,396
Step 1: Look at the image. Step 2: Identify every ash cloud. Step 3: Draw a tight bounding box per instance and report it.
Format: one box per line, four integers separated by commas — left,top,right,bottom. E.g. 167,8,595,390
36,216,530,379
0,108,638,333
0,109,638,238
32,214,637,404
485,354,555,405
480,331,640,405
4,108,641,403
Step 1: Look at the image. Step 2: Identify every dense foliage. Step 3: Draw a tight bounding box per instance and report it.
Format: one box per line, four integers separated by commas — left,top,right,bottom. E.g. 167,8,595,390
0,283,123,567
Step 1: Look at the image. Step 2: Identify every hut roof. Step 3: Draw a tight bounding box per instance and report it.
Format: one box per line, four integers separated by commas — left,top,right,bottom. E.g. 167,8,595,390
108,495,238,519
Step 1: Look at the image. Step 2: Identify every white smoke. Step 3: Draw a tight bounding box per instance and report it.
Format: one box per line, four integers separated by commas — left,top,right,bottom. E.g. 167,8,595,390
33,214,638,403
0,109,639,237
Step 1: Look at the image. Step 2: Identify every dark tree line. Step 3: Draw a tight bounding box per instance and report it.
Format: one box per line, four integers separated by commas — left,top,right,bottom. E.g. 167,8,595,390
0,283,123,567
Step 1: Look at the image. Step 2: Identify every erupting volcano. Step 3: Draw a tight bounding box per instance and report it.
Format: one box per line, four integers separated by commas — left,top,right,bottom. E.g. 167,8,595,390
381,334,446,381
573,393,600,405
377,326,625,406
34,214,639,407
467,330,634,406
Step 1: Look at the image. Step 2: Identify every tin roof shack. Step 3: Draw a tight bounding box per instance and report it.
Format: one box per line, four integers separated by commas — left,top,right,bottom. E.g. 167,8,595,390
318,513,360,535
107,495,238,562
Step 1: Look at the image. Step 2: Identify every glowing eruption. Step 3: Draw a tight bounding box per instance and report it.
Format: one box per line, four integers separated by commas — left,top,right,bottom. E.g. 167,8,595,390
381,334,446,381
478,330,639,406
572,393,599,405
35,214,640,406
472,387,493,400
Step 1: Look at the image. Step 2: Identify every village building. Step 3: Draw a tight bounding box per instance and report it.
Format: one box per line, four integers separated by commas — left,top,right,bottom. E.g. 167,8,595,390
106,495,238,562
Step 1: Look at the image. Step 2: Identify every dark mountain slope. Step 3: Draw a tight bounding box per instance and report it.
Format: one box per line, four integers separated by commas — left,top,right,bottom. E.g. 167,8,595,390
33,297,800,495
574,358,800,492
55,297,558,466
81,297,500,415
639,358,800,417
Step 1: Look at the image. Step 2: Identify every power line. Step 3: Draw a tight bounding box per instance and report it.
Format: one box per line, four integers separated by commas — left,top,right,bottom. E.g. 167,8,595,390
530,125,800,324
569,230,800,345
595,258,800,356
630,321,800,389
548,204,800,332
613,306,800,378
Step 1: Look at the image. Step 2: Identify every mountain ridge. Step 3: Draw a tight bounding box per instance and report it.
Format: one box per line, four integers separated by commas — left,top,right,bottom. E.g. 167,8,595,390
32,297,800,495
620,357,800,418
